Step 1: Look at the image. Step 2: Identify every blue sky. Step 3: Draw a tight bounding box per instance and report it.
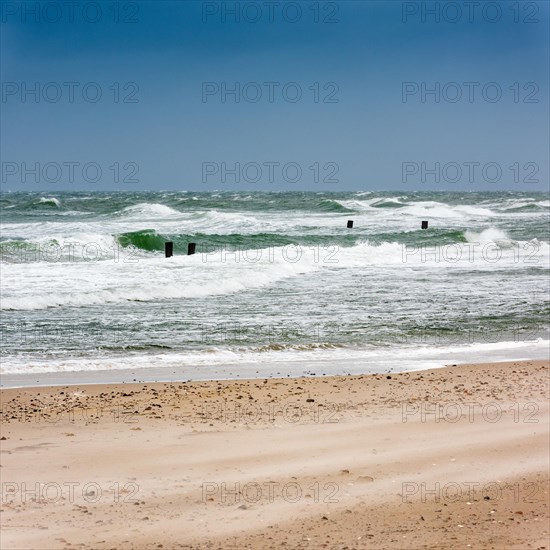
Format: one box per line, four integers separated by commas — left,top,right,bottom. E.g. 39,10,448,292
1,0,549,191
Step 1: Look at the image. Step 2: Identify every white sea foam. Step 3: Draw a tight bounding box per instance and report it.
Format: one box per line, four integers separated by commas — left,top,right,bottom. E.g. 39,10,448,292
335,199,497,219
118,203,182,218
3,237,548,311
464,227,511,243
403,202,496,218
1,338,548,377
38,197,61,207
0,246,320,310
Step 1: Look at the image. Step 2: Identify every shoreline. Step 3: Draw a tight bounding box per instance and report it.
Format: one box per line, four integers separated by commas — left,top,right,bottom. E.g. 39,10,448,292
2,342,549,389
1,359,549,549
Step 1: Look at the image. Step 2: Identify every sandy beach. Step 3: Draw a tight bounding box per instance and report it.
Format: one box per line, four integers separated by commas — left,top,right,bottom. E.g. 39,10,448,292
1,359,548,549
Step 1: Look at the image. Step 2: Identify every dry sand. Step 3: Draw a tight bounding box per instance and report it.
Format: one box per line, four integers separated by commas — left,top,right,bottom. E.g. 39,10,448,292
0,360,548,549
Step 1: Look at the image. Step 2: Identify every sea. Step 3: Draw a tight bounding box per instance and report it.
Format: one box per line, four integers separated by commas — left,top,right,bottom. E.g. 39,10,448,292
1,191,549,387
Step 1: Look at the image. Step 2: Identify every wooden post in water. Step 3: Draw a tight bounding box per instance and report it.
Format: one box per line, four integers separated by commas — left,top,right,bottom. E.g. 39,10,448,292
165,242,174,257
347,220,354,228
421,220,429,229
187,243,196,255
